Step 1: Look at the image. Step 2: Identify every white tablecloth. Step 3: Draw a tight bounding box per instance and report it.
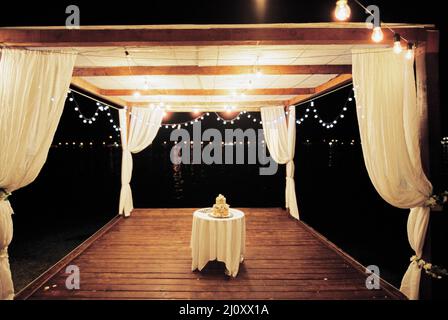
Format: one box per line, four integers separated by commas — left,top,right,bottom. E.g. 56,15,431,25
191,208,246,277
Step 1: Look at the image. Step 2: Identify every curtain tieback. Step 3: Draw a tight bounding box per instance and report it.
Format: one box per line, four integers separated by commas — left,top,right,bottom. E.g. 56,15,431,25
410,255,426,269
0,188,12,202
410,255,435,272
0,248,8,260
424,191,448,209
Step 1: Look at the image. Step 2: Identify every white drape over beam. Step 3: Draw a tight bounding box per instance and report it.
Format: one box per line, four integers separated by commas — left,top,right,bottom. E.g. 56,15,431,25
118,107,164,217
261,106,300,219
0,49,76,300
352,49,433,300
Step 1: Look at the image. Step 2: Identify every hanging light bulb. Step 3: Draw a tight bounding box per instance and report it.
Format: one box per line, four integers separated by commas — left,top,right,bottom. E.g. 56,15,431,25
393,33,403,54
334,0,351,21
371,26,384,43
406,43,414,60
256,68,263,78
133,91,141,98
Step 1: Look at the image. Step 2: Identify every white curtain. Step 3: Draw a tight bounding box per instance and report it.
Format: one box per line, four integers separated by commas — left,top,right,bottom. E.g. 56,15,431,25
261,106,299,219
118,107,164,216
352,49,433,300
0,48,76,300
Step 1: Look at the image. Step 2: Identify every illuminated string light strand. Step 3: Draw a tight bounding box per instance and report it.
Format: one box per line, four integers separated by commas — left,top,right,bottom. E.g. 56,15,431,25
296,87,354,129
67,90,121,136
335,0,415,56
296,90,354,129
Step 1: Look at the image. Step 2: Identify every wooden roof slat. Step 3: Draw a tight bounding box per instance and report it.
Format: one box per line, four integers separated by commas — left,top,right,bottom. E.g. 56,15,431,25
126,100,289,112
101,88,313,96
73,65,352,77
285,74,352,106
70,77,127,108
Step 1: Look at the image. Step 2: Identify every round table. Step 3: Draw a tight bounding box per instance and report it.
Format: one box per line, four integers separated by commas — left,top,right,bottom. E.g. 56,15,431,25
190,208,246,277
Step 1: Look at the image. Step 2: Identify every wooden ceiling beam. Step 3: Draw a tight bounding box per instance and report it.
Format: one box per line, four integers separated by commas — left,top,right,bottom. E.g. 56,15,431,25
70,77,127,108
0,26,429,47
126,99,289,112
285,74,352,106
100,88,313,96
73,65,352,77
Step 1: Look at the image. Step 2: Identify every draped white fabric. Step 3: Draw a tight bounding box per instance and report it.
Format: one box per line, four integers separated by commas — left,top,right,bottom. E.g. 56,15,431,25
118,107,164,216
261,106,299,219
191,209,246,277
0,49,76,300
352,49,433,300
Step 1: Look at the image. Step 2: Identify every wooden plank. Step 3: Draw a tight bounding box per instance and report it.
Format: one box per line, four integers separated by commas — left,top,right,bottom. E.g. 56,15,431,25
14,215,123,300
70,77,128,108
101,88,313,96
0,26,429,47
125,100,286,112
285,74,352,106
16,208,405,300
298,219,407,300
29,290,393,300
74,65,352,77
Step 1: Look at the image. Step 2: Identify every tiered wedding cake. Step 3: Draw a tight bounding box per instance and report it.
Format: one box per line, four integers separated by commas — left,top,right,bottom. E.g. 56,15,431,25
212,194,230,218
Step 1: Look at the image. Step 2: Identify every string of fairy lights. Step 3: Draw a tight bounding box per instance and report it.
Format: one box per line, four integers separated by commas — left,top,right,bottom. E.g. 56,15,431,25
68,89,122,136
56,83,357,149
58,82,448,149
67,88,355,131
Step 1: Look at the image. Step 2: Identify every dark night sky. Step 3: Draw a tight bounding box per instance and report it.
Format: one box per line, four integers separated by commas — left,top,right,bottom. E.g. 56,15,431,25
0,1,445,28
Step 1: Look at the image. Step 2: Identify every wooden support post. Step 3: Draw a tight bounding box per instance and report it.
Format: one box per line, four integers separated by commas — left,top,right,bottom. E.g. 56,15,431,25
126,106,132,144
419,29,441,300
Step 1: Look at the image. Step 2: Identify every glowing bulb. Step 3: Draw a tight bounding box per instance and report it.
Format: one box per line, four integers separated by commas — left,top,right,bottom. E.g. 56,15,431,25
256,69,263,78
193,108,199,115
406,43,414,60
334,0,351,21
393,33,403,54
133,91,141,98
371,26,383,43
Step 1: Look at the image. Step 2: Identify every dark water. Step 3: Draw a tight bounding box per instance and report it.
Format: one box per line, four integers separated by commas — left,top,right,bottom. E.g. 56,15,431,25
8,87,448,299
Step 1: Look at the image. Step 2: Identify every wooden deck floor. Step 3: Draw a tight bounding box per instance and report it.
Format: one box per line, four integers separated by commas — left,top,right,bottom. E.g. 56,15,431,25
16,208,405,300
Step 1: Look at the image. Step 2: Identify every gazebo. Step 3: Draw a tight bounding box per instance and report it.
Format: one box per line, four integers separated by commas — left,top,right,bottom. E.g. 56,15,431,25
0,22,441,300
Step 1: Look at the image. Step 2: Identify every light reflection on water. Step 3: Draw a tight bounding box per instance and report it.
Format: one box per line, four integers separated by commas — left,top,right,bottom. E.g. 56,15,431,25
442,145,448,175
172,164,184,201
